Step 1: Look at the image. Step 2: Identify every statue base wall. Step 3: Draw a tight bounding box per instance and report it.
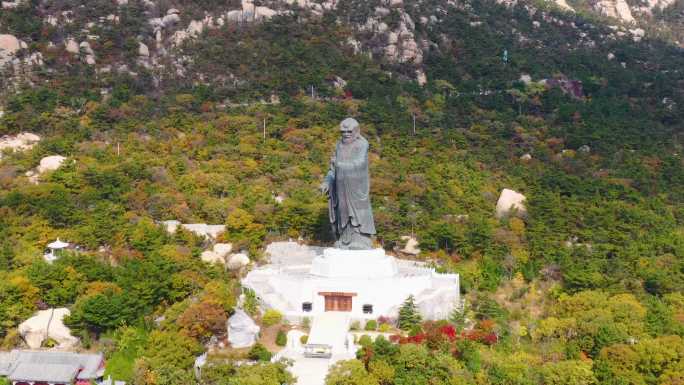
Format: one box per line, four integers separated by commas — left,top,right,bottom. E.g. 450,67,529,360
310,248,398,278
242,242,460,322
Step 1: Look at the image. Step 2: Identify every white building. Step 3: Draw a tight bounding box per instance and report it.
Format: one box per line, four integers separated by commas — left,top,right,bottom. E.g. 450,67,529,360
242,242,460,323
44,239,69,263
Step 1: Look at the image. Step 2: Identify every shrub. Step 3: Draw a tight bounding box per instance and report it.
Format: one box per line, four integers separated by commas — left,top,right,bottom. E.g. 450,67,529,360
364,320,378,331
247,343,272,361
243,288,259,317
378,323,391,333
262,309,283,327
358,335,373,347
41,337,58,348
302,317,311,329
300,335,309,344
350,320,361,330
276,330,287,346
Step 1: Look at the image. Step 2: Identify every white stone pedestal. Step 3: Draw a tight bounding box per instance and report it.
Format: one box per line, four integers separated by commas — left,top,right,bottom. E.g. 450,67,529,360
242,242,460,322
310,248,398,278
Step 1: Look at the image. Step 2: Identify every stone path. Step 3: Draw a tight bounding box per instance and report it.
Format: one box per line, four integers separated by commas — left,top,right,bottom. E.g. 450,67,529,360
274,313,355,385
288,355,333,385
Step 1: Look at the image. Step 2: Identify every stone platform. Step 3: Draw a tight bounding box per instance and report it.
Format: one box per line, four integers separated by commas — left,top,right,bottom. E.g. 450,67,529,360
310,248,398,278
242,242,460,322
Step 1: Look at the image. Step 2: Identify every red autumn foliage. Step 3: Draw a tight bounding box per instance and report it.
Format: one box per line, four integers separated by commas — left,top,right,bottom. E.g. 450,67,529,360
387,321,498,349
439,325,457,340
482,332,498,345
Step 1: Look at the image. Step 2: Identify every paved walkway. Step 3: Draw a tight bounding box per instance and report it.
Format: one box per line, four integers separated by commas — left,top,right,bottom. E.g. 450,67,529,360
275,313,355,385
288,355,333,385
307,312,351,354
279,350,355,385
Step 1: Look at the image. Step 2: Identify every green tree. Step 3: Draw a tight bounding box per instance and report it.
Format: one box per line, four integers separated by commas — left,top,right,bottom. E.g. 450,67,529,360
66,289,142,334
201,361,295,385
325,359,379,385
226,208,266,254
539,360,597,385
398,295,422,331
142,330,204,370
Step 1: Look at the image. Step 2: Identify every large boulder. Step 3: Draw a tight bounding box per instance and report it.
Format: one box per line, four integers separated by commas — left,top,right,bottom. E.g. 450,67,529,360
495,189,527,219
37,155,67,174
200,243,233,265
0,34,22,52
227,309,260,348
161,221,226,239
65,38,79,54
0,34,24,64
399,236,420,255
18,308,79,349
182,223,226,239
227,253,250,270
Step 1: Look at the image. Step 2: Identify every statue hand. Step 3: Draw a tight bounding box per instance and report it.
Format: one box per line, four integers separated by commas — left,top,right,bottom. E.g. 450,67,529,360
320,181,330,195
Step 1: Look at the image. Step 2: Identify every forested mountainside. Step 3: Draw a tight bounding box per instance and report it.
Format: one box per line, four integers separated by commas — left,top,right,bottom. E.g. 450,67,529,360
1,0,684,384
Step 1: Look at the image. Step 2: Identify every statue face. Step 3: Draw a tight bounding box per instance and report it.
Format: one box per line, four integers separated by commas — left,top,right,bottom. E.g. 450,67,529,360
340,118,359,144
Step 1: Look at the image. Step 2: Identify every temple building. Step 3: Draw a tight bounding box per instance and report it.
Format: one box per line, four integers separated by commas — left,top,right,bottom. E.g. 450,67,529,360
0,350,105,385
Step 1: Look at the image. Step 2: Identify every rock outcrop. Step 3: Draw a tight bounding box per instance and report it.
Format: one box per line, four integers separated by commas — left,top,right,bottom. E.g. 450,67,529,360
18,308,79,349
0,34,26,65
200,243,233,265
37,155,67,174
227,309,260,348
0,133,40,159
25,155,67,183
399,236,421,255
595,0,635,23
161,220,226,239
495,189,527,219
227,253,250,270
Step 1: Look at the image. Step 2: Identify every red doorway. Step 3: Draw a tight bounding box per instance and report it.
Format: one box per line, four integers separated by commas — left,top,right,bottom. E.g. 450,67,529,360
319,292,356,312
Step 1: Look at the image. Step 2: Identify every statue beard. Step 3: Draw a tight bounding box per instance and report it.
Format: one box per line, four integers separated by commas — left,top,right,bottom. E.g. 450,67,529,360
341,129,360,144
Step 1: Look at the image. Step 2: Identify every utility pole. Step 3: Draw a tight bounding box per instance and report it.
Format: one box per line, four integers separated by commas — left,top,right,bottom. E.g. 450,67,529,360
263,118,266,140
116,142,120,156
412,113,416,135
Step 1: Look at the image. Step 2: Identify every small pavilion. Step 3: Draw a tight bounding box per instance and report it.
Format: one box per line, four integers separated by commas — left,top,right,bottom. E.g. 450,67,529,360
44,239,69,263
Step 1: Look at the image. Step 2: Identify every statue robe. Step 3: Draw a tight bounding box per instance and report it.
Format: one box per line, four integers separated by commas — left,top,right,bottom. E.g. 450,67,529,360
325,136,376,239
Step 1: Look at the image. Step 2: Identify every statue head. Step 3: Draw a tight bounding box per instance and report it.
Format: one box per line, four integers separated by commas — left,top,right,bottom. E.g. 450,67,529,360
340,118,360,144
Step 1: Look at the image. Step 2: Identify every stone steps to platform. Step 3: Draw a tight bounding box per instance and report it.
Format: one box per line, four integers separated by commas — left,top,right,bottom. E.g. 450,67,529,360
307,312,352,354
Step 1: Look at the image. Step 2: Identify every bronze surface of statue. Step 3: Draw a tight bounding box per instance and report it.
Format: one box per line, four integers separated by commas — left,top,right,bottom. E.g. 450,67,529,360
320,118,376,250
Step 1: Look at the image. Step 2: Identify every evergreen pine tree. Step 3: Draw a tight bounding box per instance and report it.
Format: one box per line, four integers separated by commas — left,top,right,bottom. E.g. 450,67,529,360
398,295,422,331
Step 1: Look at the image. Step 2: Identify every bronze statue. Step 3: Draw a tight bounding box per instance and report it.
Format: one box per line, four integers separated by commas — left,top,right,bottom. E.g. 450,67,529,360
320,118,376,250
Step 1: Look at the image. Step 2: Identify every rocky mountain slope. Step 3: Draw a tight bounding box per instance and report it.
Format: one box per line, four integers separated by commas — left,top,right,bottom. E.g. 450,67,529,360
0,0,683,106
